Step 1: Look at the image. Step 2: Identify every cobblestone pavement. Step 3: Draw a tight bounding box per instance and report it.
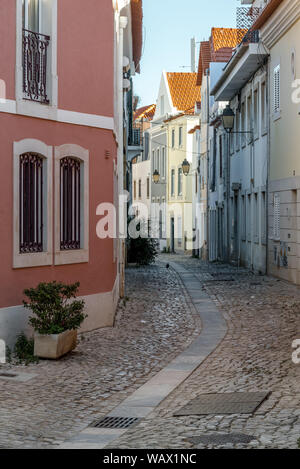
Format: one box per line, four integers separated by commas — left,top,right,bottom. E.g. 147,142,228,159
106,254,300,449
0,263,201,449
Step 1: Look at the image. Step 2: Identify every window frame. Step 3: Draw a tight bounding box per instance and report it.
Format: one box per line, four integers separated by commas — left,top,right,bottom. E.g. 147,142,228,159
13,139,53,269
54,144,89,265
16,0,58,115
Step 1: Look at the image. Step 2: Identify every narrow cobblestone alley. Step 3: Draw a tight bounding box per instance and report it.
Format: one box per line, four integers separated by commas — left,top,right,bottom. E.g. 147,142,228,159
105,255,300,449
0,254,299,449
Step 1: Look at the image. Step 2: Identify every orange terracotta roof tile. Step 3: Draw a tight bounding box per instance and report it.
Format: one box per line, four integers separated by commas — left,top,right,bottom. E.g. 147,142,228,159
197,28,245,86
166,72,201,113
196,41,211,86
134,104,156,121
211,28,244,53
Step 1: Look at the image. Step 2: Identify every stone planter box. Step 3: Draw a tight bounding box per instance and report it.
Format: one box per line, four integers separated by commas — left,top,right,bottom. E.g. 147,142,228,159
34,330,77,359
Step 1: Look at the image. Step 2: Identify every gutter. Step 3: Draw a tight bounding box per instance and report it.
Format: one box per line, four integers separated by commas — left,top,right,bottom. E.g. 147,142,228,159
252,0,284,30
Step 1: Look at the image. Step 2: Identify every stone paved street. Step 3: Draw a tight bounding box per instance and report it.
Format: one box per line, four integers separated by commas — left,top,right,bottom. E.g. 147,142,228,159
106,254,300,449
0,254,299,449
0,263,201,449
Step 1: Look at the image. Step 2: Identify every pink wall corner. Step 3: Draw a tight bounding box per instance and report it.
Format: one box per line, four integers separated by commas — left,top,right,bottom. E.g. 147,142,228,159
58,0,114,117
0,0,16,101
0,114,118,309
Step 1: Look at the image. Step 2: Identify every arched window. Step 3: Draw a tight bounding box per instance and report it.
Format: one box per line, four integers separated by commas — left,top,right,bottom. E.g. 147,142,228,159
60,157,81,250
19,152,44,253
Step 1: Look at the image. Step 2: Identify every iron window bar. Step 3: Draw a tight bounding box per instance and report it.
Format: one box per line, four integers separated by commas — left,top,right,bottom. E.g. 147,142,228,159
60,157,81,251
20,153,43,253
22,28,50,104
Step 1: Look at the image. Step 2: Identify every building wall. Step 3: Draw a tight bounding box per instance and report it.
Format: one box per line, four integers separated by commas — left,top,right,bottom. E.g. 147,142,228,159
267,17,300,283
166,115,197,252
0,0,119,346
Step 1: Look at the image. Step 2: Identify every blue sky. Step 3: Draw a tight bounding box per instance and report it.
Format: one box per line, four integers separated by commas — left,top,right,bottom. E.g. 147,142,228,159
134,0,239,106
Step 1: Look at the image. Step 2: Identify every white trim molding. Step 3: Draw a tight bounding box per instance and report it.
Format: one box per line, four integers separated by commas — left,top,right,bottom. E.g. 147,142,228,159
13,139,53,269
54,144,89,265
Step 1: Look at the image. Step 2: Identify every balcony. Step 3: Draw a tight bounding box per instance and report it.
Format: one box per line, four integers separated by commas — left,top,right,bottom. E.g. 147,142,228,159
22,29,50,104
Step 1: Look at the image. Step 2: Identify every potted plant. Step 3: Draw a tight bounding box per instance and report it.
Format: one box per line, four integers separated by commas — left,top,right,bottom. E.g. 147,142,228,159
23,281,86,359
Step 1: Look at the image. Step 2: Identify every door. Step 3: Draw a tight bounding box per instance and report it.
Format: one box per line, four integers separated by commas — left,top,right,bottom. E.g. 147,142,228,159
170,217,175,253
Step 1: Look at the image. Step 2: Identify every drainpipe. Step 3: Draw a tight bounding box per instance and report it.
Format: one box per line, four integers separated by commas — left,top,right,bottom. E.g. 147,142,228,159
266,58,270,276
118,15,128,298
206,74,210,262
226,131,231,263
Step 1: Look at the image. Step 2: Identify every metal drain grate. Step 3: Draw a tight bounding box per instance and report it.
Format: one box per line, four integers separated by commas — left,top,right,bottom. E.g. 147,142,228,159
187,433,256,446
174,392,270,416
91,416,140,429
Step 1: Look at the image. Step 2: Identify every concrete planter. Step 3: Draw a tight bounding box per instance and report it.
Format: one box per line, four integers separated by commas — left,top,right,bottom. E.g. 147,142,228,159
34,330,78,359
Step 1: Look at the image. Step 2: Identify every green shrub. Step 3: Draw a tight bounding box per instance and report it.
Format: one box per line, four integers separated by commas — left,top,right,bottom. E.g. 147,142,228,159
23,281,86,335
127,218,158,266
13,332,39,365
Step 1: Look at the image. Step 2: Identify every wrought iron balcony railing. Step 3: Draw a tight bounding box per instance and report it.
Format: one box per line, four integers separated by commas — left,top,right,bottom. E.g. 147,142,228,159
128,128,142,147
22,29,50,104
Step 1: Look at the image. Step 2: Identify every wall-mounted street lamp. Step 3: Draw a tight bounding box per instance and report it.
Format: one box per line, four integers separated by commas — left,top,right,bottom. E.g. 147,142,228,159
182,158,191,176
222,105,235,133
221,104,253,137
153,169,160,184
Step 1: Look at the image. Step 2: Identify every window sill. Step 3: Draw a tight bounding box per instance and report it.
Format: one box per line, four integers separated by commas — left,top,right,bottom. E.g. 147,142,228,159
13,252,53,269
54,249,89,266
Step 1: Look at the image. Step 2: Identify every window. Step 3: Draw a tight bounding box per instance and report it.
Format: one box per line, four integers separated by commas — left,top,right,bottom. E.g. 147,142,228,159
54,144,89,265
171,169,175,196
19,153,44,253
177,216,182,246
195,173,198,194
161,147,165,178
274,65,280,115
254,193,258,241
219,135,223,178
172,129,175,148
247,194,251,240
253,88,258,137
274,193,280,239
60,157,81,250
13,139,53,269
247,95,252,143
241,195,246,241
178,168,183,195
22,0,40,31
261,191,266,243
241,102,246,147
134,180,136,200
157,149,160,174
235,109,240,151
179,127,183,147
147,178,150,199
261,81,267,133
152,150,155,171
138,179,142,199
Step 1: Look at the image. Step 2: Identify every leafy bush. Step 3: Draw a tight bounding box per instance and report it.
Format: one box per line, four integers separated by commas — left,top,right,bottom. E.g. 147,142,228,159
13,332,39,365
23,281,86,335
127,218,158,266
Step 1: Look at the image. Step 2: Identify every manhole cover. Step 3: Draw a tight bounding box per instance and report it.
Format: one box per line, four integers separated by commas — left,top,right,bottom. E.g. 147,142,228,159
174,392,270,416
91,416,140,429
187,433,256,446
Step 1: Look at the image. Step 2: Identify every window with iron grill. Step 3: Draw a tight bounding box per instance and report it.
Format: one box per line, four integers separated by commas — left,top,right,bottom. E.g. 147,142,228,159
60,157,81,250
19,153,43,253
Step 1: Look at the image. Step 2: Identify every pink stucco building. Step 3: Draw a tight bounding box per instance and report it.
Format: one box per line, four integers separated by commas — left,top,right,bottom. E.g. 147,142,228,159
0,0,143,346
